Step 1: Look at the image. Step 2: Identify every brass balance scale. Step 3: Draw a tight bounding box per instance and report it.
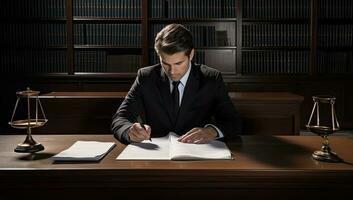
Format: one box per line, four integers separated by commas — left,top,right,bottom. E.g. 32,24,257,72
8,87,47,153
306,95,342,162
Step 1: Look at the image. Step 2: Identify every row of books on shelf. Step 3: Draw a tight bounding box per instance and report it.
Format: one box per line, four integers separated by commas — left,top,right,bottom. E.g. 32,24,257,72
0,50,67,73
75,51,141,72
74,24,141,46
243,0,310,19
318,0,353,19
74,0,141,18
0,50,143,73
150,49,236,73
149,0,236,18
242,24,310,47
151,24,235,47
1,0,66,18
149,51,207,66
2,50,351,74
1,24,66,47
318,52,353,73
242,50,309,74
75,51,218,73
318,25,353,47
2,0,352,20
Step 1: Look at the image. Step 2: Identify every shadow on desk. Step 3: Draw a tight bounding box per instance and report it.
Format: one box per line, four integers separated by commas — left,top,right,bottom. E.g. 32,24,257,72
228,136,317,168
229,135,353,167
342,160,353,166
17,152,55,161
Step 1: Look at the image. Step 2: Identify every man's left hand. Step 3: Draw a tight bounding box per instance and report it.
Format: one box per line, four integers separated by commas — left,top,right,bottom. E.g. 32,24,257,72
178,127,218,144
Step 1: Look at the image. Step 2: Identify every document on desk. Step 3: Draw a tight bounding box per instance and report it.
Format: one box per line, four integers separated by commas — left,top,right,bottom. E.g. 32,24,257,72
53,141,116,161
116,132,232,160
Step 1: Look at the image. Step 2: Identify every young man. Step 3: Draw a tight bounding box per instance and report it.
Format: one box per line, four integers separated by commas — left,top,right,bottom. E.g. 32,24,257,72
112,24,241,144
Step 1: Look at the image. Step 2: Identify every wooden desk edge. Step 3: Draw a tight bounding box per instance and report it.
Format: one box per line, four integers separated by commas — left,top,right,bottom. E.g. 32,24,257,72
40,91,304,102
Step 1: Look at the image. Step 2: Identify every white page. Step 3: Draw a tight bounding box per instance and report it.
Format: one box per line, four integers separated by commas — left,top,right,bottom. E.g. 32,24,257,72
169,133,232,160
116,134,171,160
53,141,115,161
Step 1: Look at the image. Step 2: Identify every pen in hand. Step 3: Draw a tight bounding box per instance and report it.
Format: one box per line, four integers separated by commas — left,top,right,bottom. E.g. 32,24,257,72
137,116,152,142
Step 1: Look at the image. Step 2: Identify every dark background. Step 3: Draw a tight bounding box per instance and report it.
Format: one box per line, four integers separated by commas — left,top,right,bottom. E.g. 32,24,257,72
1,0,352,134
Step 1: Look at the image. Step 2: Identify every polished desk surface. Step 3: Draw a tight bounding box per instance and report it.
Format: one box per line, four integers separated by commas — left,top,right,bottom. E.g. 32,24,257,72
0,134,351,170
1,134,352,200
40,91,304,102
39,91,127,98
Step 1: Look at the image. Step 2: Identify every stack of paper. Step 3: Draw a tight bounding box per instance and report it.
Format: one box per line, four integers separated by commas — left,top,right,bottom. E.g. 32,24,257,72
53,141,116,161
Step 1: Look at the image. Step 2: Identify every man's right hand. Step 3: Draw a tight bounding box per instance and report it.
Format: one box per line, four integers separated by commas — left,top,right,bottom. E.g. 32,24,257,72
127,123,151,143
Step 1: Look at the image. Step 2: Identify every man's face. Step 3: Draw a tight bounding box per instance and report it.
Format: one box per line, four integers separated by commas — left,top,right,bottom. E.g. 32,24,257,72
159,49,194,81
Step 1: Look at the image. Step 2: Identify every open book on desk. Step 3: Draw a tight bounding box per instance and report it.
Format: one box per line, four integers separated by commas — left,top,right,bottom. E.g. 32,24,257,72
116,132,232,160
53,141,116,161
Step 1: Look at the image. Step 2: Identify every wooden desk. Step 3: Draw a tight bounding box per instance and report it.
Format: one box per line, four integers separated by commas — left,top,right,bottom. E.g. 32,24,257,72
40,91,126,99
35,92,303,135
0,134,352,200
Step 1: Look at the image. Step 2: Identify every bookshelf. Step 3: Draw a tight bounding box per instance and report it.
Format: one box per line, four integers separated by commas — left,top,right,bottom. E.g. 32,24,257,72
317,0,353,74
1,0,352,77
148,0,237,74
1,0,353,132
72,0,143,73
0,0,67,73
240,0,311,75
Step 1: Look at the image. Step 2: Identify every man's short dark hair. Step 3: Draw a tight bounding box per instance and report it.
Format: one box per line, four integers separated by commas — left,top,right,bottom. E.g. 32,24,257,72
154,24,194,56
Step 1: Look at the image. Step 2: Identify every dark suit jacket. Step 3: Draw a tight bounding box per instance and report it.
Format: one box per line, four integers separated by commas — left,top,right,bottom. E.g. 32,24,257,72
111,63,241,144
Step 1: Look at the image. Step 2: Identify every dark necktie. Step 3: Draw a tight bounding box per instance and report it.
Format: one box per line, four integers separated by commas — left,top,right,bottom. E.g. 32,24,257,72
171,81,180,121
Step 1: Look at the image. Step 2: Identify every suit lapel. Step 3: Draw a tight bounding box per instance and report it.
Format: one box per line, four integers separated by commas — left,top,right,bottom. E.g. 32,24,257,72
156,67,174,126
177,64,200,128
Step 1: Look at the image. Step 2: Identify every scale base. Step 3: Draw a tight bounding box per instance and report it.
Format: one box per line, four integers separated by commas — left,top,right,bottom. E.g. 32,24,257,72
312,150,342,163
14,134,45,153
15,143,44,153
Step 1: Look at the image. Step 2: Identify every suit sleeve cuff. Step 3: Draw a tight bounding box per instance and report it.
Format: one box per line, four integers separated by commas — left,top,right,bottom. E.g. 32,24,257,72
204,124,224,139
118,124,133,144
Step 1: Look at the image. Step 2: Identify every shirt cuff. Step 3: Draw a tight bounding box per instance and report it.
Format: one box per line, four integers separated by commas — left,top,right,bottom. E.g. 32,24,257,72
204,124,224,139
